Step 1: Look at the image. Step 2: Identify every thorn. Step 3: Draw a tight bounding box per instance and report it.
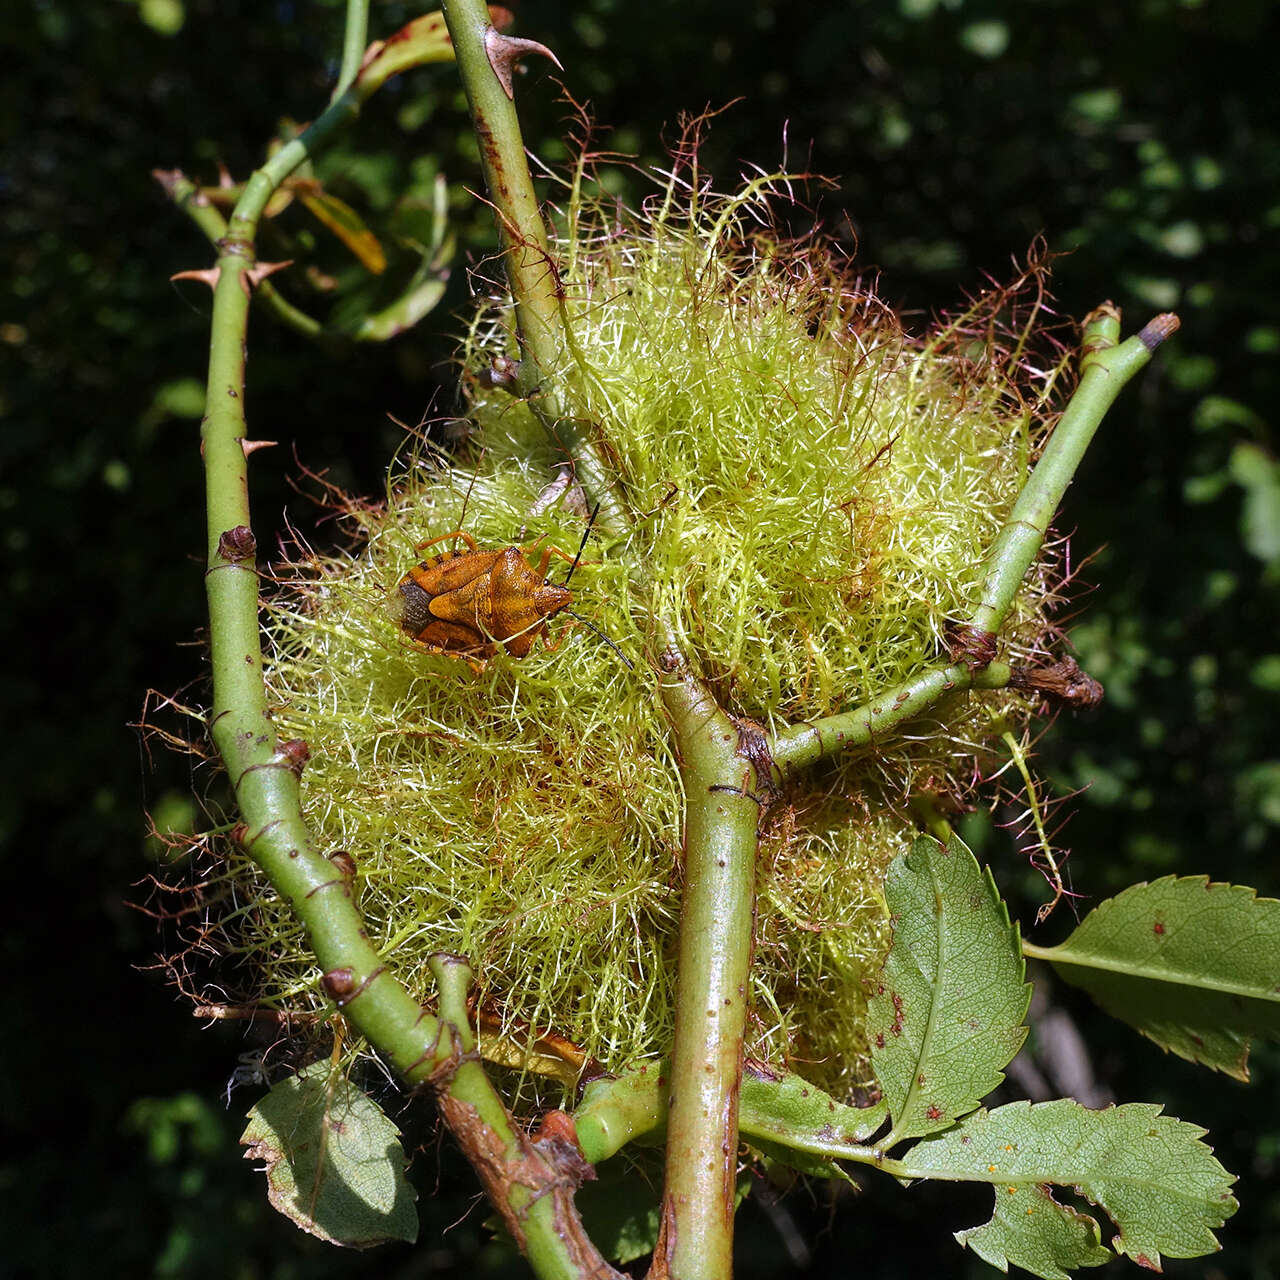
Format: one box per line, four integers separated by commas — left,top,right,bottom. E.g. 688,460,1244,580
240,439,279,457
152,168,186,197
484,28,562,100
217,162,234,188
243,259,294,293
1138,312,1180,352
171,267,221,289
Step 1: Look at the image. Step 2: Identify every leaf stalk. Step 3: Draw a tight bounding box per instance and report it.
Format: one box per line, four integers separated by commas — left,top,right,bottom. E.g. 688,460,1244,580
770,305,1178,772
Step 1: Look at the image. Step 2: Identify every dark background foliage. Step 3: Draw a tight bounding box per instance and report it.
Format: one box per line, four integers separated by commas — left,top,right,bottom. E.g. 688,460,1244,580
3,0,1277,1274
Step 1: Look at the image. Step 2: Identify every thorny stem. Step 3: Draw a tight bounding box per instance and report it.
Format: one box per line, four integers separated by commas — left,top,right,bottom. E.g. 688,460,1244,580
191,12,617,1277
157,164,450,345
440,0,630,536
770,306,1179,773
155,170,326,339
429,956,622,1280
441,9,764,1271
651,644,764,1280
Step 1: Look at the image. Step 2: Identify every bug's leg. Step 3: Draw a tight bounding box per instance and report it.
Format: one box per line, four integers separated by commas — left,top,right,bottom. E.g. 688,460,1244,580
528,542,590,580
415,530,478,555
539,619,577,654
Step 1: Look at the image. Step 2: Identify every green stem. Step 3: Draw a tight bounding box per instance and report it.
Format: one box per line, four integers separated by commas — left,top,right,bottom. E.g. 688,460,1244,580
199,222,452,1095
771,663,1013,775
653,647,763,1280
968,305,1179,637
332,0,370,100
155,170,326,339
574,1060,887,1167
193,49,617,1280
440,0,630,535
230,96,362,237
770,306,1179,772
430,956,622,1279
440,0,561,381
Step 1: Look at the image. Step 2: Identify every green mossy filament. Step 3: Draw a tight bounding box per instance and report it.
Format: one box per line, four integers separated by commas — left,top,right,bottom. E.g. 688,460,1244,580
229,175,1063,1101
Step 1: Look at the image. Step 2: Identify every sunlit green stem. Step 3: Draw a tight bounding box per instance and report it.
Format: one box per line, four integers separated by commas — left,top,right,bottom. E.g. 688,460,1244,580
771,306,1179,772
574,1060,887,1167
771,663,1013,774
969,306,1179,636
440,0,629,534
653,649,762,1280
194,40,616,1280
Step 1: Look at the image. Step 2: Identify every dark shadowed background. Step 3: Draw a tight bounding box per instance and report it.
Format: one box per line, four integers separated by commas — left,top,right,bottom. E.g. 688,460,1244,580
3,0,1277,1274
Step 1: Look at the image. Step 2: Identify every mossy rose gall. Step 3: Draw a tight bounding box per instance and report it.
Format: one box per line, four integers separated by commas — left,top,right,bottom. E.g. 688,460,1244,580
220,168,1066,1102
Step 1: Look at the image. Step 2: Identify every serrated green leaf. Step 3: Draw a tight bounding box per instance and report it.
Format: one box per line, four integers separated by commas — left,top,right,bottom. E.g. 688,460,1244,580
958,1182,1111,1279
1028,877,1280,1079
867,835,1030,1141
901,1100,1237,1271
240,1060,418,1248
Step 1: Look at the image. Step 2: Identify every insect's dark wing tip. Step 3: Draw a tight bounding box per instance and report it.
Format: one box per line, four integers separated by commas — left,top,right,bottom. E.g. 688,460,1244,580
394,576,433,634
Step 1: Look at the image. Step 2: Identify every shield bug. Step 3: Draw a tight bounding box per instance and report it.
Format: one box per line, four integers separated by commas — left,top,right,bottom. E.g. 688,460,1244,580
394,503,633,669
395,532,575,662
395,493,616,662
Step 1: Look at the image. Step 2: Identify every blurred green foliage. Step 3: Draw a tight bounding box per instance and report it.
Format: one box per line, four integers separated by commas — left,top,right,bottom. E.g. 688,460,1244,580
3,0,1276,1274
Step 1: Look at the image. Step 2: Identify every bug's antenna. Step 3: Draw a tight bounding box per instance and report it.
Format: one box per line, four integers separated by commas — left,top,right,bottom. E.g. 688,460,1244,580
565,609,634,670
452,456,483,550
555,500,601,588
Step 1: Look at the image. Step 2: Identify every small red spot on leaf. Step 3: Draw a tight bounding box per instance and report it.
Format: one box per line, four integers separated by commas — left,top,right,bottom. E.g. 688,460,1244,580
891,992,905,1037
926,1105,943,1120
1153,921,1165,936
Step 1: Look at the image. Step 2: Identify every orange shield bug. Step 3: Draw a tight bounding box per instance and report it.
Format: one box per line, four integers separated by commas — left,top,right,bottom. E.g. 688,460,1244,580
394,498,613,663
396,533,575,661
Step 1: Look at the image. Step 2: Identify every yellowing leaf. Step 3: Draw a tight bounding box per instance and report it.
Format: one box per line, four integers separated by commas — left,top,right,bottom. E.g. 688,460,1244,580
355,9,512,98
297,188,387,274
